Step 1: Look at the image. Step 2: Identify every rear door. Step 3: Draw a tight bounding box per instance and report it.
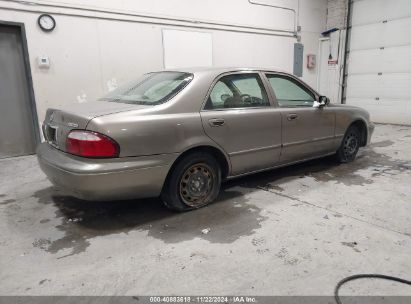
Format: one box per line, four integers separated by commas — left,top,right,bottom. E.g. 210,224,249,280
265,73,336,163
200,72,281,176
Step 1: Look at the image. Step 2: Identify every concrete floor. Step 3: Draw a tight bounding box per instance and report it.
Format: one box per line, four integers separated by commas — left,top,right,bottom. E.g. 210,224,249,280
0,124,410,296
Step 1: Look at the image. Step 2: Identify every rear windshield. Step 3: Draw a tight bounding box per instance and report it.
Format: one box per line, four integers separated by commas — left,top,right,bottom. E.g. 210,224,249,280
100,72,193,105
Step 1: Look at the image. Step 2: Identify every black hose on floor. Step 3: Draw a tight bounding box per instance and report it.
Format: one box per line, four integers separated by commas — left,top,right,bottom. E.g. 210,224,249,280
335,274,411,304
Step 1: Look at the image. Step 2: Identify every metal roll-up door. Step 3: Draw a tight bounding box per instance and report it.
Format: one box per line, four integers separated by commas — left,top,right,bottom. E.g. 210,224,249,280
345,0,411,125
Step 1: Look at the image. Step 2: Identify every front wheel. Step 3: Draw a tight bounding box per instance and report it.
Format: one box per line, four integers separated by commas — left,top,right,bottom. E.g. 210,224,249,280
161,152,221,211
335,125,361,163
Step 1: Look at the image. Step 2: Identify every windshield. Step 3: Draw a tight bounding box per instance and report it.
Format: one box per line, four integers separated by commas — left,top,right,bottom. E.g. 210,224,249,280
100,72,193,105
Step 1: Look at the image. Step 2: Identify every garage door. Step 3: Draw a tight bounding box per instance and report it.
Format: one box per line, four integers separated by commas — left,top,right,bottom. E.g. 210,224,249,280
345,0,411,125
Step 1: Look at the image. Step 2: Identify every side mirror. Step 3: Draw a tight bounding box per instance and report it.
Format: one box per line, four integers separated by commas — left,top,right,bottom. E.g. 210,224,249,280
313,96,330,108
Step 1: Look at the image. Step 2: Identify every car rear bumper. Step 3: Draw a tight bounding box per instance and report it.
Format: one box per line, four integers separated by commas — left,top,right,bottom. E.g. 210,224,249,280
37,143,177,201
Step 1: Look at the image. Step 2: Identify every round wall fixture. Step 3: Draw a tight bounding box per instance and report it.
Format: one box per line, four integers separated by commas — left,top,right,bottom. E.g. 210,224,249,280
38,14,56,32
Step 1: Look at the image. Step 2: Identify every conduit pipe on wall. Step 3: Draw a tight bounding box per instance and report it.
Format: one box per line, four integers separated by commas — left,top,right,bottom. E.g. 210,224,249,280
248,0,299,34
0,0,297,38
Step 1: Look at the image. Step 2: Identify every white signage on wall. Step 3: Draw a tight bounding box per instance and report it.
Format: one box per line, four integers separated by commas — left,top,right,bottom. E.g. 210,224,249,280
162,29,213,69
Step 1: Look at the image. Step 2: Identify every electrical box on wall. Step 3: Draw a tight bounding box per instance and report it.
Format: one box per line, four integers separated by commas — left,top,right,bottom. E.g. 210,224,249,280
293,43,304,77
307,54,316,69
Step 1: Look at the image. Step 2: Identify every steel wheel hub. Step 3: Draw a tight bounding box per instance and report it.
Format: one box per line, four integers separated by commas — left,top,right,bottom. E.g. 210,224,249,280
344,133,358,156
180,163,213,207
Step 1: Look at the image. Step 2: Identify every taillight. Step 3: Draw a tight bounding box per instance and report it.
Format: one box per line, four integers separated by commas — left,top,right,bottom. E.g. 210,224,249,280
66,130,119,158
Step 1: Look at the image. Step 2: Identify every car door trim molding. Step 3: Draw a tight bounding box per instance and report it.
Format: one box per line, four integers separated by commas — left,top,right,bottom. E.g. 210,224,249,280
282,135,336,148
227,151,337,179
201,106,271,112
229,144,282,157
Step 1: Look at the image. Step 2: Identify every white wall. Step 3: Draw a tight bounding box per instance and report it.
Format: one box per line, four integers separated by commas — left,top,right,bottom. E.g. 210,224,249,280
0,0,327,123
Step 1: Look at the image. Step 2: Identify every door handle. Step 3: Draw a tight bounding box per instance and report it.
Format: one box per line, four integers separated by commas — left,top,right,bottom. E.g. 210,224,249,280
209,118,225,127
287,113,298,121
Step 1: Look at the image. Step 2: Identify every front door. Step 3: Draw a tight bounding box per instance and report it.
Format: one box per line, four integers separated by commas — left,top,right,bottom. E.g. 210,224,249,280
0,24,37,158
265,73,336,163
200,72,282,175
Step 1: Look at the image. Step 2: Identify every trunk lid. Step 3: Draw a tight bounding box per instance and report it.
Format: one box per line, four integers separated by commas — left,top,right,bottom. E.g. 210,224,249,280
42,101,147,152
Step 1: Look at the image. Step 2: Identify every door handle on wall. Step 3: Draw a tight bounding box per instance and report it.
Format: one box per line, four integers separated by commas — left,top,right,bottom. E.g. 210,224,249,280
287,113,298,121
208,118,225,127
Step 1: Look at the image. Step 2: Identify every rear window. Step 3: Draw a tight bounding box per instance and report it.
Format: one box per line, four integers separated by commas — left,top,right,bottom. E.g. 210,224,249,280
100,72,193,105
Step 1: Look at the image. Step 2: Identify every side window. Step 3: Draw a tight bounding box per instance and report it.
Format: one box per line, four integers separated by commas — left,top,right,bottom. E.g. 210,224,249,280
266,75,315,107
205,73,270,110
209,82,233,109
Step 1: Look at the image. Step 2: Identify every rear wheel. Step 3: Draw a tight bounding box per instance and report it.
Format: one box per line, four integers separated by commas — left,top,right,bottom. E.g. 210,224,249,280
336,125,361,163
161,152,221,211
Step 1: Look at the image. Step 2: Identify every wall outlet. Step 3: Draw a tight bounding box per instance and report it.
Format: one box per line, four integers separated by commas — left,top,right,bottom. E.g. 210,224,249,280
37,56,50,69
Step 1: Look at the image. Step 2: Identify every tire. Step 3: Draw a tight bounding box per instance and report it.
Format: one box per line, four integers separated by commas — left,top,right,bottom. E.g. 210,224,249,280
161,152,222,211
335,125,361,163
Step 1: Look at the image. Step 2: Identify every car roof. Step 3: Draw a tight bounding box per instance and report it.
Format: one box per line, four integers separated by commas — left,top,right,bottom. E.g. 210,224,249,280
159,66,289,76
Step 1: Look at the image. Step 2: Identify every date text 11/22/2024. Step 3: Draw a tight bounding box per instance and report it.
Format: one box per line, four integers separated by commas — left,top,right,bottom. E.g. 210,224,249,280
149,296,257,303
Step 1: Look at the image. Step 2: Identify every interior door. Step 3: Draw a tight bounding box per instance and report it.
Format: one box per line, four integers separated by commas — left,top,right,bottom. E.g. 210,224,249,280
318,38,330,96
265,74,336,163
200,72,282,175
0,24,37,158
